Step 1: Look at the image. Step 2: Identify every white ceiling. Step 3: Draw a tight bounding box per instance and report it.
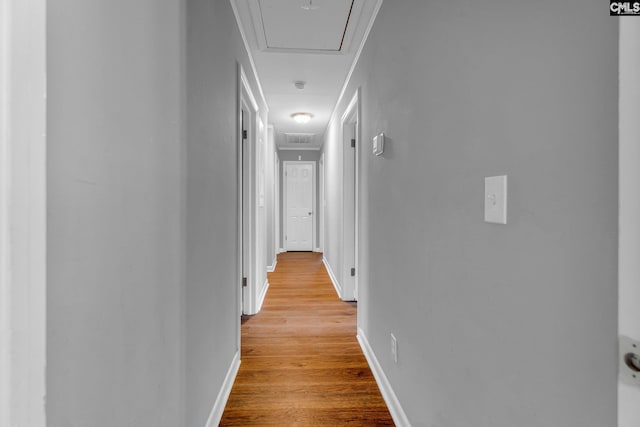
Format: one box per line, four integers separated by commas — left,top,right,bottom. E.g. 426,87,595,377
231,0,381,150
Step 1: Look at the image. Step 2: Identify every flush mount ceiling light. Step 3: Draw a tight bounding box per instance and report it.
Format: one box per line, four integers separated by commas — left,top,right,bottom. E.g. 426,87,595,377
291,112,313,124
301,0,319,10
294,81,306,90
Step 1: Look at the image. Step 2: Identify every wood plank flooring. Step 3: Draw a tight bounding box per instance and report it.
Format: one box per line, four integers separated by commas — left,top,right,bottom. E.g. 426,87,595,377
220,252,394,426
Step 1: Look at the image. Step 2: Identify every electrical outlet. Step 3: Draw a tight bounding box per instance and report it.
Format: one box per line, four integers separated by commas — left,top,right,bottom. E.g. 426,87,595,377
390,333,398,364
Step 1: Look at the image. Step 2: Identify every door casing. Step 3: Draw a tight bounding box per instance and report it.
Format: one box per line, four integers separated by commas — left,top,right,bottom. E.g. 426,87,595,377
618,19,640,427
238,65,261,318
0,0,47,424
340,90,360,302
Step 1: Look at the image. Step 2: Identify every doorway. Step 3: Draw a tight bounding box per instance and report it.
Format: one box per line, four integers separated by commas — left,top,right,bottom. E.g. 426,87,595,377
340,91,359,301
241,106,251,315
283,161,316,251
319,154,325,253
238,65,263,318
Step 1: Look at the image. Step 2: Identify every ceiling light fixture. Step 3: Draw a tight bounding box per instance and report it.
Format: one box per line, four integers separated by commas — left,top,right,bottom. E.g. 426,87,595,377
301,0,319,10
294,81,306,90
291,112,313,124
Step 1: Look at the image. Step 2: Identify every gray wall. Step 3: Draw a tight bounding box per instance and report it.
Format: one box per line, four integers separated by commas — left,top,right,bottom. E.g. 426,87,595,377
47,0,266,425
324,0,618,425
278,149,321,251
186,0,266,424
47,1,185,425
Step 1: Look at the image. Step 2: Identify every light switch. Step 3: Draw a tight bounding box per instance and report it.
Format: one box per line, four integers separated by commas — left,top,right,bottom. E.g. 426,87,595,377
373,133,384,156
484,175,507,224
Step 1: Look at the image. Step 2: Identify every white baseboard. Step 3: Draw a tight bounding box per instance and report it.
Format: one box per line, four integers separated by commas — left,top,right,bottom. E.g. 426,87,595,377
267,257,277,273
204,350,241,427
278,247,285,254
357,328,411,427
257,278,269,312
313,247,321,253
322,256,342,299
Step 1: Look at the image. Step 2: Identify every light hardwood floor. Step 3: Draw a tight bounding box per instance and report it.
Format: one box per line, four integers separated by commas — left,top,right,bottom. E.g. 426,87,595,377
220,252,394,426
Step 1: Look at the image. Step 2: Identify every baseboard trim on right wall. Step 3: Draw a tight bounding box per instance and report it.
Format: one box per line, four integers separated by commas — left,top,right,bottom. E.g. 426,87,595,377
357,327,411,427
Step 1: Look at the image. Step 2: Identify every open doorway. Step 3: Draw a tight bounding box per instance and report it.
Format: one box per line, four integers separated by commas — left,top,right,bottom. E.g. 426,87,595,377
238,65,265,322
340,91,360,302
319,153,325,253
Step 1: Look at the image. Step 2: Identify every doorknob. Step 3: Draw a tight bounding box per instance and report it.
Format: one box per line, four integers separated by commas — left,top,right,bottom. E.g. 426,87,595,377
620,335,640,387
308,212,313,215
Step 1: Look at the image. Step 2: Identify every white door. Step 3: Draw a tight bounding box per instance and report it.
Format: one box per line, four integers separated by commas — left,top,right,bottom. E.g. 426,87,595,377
285,162,314,251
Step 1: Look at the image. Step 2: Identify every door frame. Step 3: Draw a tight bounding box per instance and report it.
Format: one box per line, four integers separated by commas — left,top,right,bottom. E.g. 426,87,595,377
319,153,325,253
618,18,640,427
238,64,260,319
274,150,281,254
0,0,47,424
283,161,317,252
340,90,360,301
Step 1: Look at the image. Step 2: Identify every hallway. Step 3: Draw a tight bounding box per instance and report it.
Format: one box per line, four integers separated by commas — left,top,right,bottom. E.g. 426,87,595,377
2,1,630,426
220,252,393,425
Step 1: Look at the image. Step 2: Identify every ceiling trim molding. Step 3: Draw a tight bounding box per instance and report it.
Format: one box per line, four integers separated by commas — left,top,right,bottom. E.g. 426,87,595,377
229,0,268,111
324,0,383,137
247,0,267,51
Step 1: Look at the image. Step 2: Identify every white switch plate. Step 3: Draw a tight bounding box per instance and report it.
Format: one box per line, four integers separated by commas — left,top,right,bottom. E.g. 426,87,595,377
484,175,507,224
373,133,384,156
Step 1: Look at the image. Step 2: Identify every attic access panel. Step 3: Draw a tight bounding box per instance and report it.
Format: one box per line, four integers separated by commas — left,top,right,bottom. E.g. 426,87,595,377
258,0,355,52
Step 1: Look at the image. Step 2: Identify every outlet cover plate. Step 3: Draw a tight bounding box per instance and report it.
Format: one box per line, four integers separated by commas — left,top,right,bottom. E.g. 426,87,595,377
485,175,507,224
390,333,397,364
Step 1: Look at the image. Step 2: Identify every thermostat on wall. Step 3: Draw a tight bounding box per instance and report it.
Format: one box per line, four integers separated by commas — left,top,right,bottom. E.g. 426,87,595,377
373,133,384,156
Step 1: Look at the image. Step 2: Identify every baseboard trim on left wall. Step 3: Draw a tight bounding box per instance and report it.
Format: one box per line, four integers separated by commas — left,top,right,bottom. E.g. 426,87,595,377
322,256,343,299
257,278,269,311
204,350,240,427
267,257,277,273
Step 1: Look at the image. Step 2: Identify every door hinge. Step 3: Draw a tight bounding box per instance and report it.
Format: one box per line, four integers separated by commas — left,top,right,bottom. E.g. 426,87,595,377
350,138,356,148
350,267,356,277
242,129,247,140
242,277,247,287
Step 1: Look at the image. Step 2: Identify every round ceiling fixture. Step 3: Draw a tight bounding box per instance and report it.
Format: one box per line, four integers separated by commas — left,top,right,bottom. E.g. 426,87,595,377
294,81,306,90
291,112,313,124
